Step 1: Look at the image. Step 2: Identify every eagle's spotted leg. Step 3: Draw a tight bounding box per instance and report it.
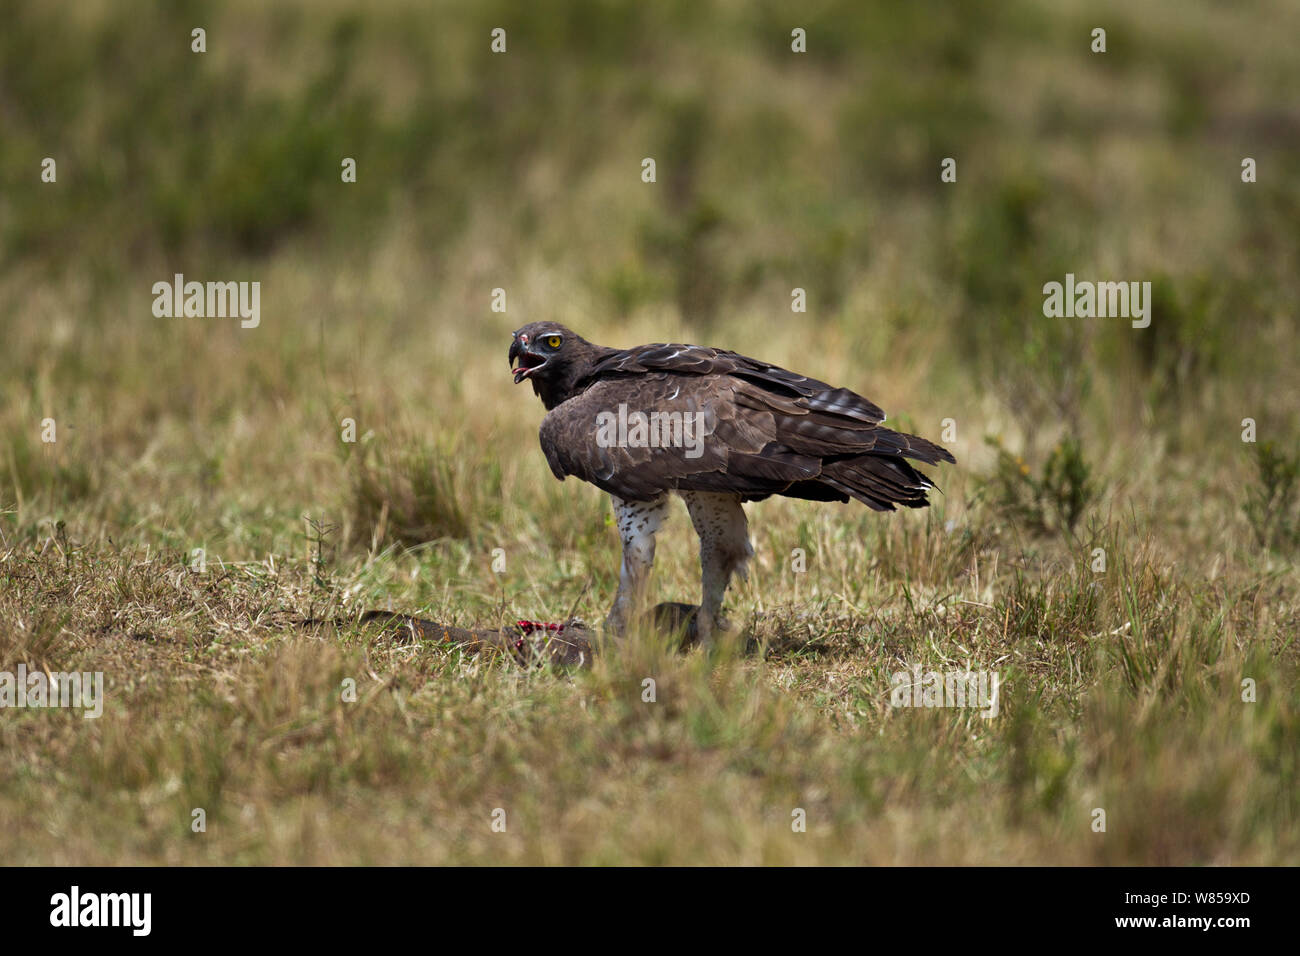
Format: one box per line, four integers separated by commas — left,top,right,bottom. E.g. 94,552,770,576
680,491,753,646
606,494,671,637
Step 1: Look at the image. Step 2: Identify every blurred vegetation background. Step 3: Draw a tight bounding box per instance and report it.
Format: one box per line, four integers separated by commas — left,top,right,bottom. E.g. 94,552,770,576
0,0,1297,866
2,0,1297,559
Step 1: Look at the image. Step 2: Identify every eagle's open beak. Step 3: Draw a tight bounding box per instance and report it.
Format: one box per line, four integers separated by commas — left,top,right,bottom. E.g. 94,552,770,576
509,339,546,383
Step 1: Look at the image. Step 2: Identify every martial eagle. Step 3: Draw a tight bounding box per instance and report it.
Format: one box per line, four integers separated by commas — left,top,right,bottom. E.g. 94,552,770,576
509,323,955,643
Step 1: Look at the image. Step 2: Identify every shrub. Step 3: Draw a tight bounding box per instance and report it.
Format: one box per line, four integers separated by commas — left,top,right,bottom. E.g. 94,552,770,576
982,436,1100,536
1242,441,1300,554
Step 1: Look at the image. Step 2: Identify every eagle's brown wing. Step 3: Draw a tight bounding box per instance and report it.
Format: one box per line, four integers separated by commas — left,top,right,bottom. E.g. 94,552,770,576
541,349,955,510
585,343,889,425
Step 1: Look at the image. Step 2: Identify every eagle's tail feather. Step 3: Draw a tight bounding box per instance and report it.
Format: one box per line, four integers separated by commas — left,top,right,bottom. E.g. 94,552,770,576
891,432,956,466
822,454,937,511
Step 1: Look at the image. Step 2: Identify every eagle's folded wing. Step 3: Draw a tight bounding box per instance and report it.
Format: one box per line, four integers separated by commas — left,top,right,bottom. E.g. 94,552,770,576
587,343,888,424
540,364,954,510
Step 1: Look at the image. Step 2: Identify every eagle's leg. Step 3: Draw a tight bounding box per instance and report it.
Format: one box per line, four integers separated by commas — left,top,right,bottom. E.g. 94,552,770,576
680,491,754,646
605,494,671,637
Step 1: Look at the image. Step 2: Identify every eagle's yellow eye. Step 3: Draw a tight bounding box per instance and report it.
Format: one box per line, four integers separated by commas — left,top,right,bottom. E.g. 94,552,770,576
545,335,562,349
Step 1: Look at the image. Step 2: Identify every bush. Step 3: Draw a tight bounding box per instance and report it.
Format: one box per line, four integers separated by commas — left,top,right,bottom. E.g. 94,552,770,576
1243,441,1300,554
982,436,1101,537
347,435,500,550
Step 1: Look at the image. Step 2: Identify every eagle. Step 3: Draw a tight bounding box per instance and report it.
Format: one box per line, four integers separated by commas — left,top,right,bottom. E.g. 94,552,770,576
509,322,955,644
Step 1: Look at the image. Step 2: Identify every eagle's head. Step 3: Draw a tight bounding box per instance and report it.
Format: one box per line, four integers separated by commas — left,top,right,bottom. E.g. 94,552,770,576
510,322,603,409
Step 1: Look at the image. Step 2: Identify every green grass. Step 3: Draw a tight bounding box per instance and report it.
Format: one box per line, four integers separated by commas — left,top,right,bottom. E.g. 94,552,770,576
0,0,1297,864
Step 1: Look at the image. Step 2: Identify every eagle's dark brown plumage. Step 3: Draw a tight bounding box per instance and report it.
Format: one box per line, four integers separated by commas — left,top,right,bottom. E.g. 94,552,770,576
509,322,955,642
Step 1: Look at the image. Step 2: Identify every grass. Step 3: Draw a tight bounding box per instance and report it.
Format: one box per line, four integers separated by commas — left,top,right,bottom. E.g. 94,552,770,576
0,0,1297,864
